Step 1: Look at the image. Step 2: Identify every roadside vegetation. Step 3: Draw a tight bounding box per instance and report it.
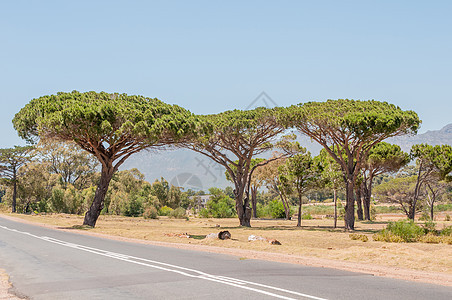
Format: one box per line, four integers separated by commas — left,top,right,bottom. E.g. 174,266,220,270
0,93,451,264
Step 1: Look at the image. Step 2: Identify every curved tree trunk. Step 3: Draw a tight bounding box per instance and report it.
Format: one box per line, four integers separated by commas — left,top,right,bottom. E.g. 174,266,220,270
83,164,114,227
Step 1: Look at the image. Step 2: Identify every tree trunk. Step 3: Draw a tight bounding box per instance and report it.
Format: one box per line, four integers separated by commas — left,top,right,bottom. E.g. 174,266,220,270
362,174,373,221
235,188,251,227
83,165,114,227
344,177,355,230
408,204,416,220
11,167,18,213
12,176,17,213
333,188,337,229
356,184,363,221
363,184,371,221
297,194,302,227
251,186,258,219
430,204,434,221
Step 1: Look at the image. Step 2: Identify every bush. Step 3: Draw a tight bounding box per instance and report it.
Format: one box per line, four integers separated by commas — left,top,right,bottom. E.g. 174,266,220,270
387,220,425,242
143,206,158,219
158,206,173,216
440,225,452,236
441,236,452,245
268,199,286,219
301,213,312,220
206,196,236,218
445,214,451,221
349,233,369,242
199,208,210,218
372,231,404,243
124,196,144,217
376,220,425,242
422,220,436,234
169,207,186,219
419,233,441,244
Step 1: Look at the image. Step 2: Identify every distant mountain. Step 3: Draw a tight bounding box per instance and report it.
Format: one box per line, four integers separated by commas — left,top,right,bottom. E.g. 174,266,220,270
121,124,452,191
387,123,452,152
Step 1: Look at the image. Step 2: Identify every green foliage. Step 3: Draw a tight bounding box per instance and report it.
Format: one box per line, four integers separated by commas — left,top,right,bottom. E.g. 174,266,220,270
268,199,286,219
422,220,436,233
143,206,159,219
158,206,173,216
435,203,452,212
440,225,452,236
374,220,425,243
123,195,144,217
169,207,186,219
198,208,209,218
205,195,236,218
301,213,312,220
50,188,66,213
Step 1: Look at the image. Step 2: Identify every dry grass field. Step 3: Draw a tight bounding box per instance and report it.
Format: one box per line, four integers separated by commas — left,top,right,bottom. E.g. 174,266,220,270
3,212,451,278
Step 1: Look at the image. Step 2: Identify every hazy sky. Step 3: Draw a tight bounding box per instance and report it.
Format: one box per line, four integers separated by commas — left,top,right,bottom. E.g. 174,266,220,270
1,0,451,147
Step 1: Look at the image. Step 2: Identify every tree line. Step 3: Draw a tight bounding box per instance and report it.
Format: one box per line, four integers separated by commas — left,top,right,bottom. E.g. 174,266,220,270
4,91,450,229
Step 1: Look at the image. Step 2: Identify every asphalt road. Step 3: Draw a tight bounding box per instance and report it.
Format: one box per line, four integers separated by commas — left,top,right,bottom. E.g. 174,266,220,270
0,216,451,300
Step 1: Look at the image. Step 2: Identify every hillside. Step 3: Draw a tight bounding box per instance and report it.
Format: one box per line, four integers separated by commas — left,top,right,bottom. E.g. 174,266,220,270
387,123,452,152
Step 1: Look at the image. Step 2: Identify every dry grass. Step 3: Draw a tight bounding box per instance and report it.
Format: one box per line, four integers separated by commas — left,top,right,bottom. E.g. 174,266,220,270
5,212,452,275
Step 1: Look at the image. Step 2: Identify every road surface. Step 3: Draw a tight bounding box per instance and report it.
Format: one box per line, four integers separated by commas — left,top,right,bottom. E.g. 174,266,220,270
0,216,451,299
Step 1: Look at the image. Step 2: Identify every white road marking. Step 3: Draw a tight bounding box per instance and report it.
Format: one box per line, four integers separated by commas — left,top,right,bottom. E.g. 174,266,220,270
0,224,327,300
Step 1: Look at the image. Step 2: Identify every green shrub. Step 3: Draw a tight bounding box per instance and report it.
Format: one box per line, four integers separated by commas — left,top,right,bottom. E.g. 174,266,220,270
380,220,425,242
256,203,270,218
169,207,186,219
124,196,144,217
158,206,173,216
267,199,286,219
301,213,312,220
387,220,425,242
422,220,436,234
440,225,452,236
199,208,210,218
435,203,452,212
143,206,158,219
206,196,236,218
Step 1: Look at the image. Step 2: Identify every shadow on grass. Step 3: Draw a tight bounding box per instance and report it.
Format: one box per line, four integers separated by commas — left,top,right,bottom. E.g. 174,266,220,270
59,225,93,230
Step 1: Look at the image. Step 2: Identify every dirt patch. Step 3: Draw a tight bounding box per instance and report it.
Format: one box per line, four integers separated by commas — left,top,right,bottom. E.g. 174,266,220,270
0,268,24,300
1,213,451,287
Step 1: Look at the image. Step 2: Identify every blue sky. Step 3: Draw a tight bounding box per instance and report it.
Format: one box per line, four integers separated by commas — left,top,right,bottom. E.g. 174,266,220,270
1,0,451,147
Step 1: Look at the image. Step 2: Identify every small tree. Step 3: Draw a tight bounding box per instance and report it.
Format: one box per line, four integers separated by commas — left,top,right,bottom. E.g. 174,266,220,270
182,108,291,227
254,153,291,219
13,91,197,227
361,142,409,220
410,144,452,220
286,99,419,230
225,158,265,218
279,148,323,227
317,149,342,228
0,146,34,212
